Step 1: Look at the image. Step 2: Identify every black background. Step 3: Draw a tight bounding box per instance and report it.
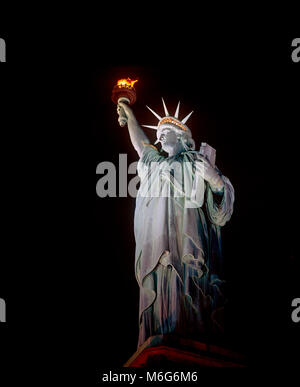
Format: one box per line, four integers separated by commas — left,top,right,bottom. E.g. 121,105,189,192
0,19,299,383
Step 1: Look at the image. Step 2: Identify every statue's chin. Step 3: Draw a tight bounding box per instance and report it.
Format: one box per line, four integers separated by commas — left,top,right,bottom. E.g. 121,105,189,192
162,143,177,154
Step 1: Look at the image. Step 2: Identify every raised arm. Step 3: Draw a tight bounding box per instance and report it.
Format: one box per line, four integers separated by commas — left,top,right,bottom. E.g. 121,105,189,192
118,102,150,157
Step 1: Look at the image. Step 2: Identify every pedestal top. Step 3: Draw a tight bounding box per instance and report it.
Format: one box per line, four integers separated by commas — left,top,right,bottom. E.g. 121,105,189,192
124,335,247,367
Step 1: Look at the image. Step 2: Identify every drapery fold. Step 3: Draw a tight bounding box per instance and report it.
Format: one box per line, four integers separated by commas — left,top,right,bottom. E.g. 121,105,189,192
134,145,234,347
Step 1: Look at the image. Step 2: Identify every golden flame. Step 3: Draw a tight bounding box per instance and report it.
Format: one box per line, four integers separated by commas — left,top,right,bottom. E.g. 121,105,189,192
117,78,138,89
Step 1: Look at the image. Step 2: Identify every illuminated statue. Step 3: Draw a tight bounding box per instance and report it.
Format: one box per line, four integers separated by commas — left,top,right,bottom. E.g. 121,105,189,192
118,99,234,348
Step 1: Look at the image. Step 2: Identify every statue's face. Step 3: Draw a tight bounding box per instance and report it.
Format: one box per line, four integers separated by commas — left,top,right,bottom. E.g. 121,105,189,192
159,129,179,153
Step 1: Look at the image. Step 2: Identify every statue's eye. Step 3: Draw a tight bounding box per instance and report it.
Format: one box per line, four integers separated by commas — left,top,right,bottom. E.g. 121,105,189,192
160,134,166,141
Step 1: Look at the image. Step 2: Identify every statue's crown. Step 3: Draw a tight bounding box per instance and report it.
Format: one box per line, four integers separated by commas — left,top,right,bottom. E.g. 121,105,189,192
142,98,193,142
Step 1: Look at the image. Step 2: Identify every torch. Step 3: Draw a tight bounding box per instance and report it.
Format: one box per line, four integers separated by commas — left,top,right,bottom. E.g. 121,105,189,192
111,78,138,127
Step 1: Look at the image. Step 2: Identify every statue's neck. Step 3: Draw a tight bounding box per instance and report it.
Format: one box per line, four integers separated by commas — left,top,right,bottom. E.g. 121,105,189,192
167,143,185,157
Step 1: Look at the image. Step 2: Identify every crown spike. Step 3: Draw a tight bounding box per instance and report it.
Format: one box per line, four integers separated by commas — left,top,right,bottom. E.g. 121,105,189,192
146,105,162,121
174,101,180,119
161,97,169,116
142,125,158,130
181,110,194,124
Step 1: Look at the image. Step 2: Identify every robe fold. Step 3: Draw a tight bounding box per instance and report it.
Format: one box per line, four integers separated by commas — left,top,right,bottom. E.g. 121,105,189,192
134,145,234,347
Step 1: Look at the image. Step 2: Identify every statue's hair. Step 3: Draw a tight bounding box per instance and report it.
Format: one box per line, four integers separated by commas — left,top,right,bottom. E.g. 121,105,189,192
179,133,195,151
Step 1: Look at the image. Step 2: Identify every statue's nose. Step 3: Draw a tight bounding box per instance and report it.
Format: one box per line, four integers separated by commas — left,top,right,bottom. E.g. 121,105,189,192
167,132,177,141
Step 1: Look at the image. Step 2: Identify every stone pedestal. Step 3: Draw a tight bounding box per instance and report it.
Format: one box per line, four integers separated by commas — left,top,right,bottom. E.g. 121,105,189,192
124,335,246,367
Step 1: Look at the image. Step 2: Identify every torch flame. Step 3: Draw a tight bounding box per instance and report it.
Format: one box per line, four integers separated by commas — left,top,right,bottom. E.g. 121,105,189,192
117,78,138,89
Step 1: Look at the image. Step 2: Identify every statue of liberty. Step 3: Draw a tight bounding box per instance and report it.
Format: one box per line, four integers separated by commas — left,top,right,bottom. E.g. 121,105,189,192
118,98,234,349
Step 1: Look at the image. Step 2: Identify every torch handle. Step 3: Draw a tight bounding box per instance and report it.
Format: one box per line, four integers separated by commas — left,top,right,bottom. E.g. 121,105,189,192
117,97,130,127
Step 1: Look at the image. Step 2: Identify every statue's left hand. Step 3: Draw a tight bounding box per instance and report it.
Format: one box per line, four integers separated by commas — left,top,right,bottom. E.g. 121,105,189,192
195,154,224,192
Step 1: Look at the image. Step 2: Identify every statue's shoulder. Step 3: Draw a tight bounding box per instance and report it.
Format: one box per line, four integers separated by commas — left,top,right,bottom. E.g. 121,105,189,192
141,141,158,151
138,142,165,168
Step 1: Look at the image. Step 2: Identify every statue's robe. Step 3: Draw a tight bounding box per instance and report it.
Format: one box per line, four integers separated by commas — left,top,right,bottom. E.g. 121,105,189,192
134,144,234,347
